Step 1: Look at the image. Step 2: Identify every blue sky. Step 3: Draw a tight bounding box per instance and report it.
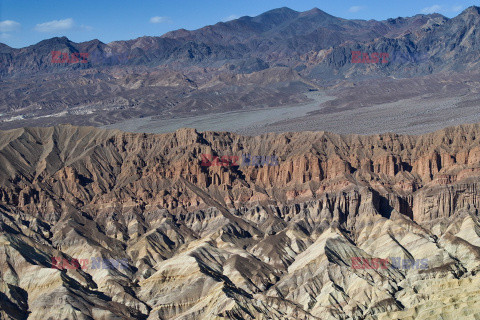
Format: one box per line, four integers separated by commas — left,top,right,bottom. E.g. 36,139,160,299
0,0,476,48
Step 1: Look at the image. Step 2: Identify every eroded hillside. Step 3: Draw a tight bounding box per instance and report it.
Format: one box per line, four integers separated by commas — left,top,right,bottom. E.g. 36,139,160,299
1,124,480,319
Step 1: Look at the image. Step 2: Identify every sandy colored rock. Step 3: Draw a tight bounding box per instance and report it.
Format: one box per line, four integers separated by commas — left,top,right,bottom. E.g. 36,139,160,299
0,124,479,319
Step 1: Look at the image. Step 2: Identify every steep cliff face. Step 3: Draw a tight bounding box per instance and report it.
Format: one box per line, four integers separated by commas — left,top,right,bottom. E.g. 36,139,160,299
1,124,479,222
1,124,480,319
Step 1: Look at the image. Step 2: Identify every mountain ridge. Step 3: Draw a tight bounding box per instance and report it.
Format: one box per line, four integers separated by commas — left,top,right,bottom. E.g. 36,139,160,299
1,6,480,133
0,6,466,75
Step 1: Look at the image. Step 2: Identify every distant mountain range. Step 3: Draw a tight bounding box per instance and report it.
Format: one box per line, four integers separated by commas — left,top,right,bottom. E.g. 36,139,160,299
0,6,480,129
2,8,480,318
2,6,480,78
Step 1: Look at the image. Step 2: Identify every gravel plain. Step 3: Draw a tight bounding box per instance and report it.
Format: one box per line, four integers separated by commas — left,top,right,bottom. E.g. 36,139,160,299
104,91,480,136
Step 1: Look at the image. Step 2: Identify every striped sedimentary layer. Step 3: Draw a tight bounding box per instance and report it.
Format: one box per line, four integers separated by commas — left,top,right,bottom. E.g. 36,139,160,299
1,124,480,319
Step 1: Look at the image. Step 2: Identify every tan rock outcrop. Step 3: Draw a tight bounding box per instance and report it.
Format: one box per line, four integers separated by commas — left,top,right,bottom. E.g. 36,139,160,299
1,124,480,319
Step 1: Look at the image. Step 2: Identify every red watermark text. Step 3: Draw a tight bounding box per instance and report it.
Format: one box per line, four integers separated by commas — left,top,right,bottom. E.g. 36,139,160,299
351,51,389,64
51,51,89,64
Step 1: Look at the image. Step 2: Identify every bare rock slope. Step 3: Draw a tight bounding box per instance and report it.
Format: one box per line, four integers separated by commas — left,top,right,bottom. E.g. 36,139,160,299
1,124,480,319
2,7,480,129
